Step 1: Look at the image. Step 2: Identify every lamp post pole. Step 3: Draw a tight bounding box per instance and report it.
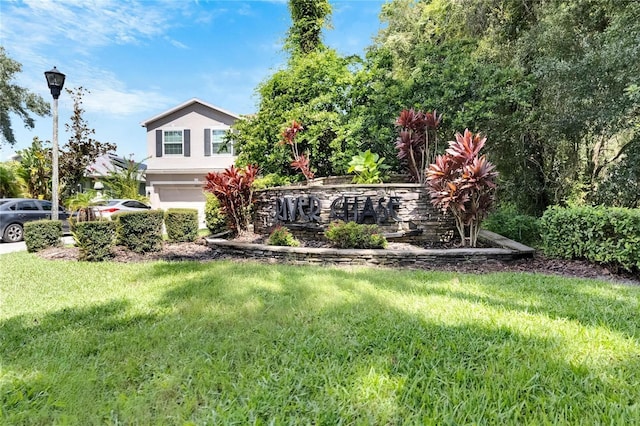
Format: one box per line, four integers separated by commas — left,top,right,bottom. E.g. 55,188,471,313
44,67,66,220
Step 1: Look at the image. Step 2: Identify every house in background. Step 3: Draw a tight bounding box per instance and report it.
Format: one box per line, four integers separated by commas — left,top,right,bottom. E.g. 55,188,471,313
141,98,239,226
85,153,147,197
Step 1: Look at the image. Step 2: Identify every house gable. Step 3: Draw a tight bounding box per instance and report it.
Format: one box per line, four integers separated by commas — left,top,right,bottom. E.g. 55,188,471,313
142,98,239,172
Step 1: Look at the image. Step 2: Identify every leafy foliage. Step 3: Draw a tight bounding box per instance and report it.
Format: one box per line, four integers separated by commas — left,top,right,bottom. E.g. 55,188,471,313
367,0,640,214
73,221,116,262
285,0,331,55
115,210,164,253
395,109,442,184
232,16,360,179
23,220,62,253
65,190,100,223
252,173,294,190
483,205,541,247
98,155,148,201
60,87,116,200
164,208,198,243
204,193,227,235
268,226,300,247
324,220,388,249
203,165,259,234
15,138,51,199
0,47,50,146
427,129,498,247
280,120,314,180
347,149,389,184
541,206,640,273
0,162,21,198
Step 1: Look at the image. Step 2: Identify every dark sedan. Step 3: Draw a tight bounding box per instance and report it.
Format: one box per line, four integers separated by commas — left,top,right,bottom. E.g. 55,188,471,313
0,198,71,243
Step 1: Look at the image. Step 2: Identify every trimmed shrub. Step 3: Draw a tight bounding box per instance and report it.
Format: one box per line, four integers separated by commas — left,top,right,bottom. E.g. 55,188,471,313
116,210,164,253
541,206,640,273
483,206,541,246
204,193,227,235
324,221,387,249
268,226,300,247
24,220,62,253
164,208,198,243
73,221,116,261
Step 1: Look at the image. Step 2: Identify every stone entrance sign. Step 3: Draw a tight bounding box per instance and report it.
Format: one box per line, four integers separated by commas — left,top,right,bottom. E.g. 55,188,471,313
254,181,454,243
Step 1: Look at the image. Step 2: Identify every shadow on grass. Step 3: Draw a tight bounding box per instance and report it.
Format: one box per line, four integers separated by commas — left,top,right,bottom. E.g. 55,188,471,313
2,260,639,423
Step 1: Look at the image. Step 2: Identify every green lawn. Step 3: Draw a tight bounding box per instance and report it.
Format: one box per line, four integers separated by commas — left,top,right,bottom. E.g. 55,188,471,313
1,252,639,424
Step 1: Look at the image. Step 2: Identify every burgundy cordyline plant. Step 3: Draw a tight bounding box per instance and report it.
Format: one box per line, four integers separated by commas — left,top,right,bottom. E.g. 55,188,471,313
280,120,314,181
426,129,498,247
395,108,443,184
203,164,259,235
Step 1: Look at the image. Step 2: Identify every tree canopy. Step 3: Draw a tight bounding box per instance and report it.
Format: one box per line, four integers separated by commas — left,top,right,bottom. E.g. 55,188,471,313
233,0,639,211
0,47,51,146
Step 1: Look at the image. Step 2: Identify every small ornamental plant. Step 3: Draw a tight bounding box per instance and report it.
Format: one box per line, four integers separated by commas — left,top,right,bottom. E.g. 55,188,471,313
395,108,442,184
204,164,259,234
268,226,300,247
426,129,498,247
324,220,388,249
347,150,389,184
280,120,314,181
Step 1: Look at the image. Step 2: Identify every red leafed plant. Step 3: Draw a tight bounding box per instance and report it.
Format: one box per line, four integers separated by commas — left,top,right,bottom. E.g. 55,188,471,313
395,108,442,184
280,120,314,181
203,164,259,234
426,129,498,247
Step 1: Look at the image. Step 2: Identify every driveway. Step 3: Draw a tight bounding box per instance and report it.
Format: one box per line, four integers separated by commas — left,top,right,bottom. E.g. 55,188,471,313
0,236,74,255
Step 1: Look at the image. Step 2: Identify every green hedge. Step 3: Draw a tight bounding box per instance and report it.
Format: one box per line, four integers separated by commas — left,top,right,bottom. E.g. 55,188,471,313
541,206,640,272
73,221,116,261
116,210,164,253
324,221,387,249
204,193,227,235
24,220,62,253
165,208,198,243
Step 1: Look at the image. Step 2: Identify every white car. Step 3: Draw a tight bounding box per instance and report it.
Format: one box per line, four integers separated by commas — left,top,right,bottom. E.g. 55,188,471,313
95,199,151,219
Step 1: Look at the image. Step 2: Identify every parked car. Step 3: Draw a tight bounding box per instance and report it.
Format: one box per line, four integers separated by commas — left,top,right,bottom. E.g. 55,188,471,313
0,198,71,243
95,199,151,219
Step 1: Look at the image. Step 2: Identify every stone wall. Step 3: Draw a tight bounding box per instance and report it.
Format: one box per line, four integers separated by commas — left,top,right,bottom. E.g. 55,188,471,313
206,229,535,268
253,183,455,243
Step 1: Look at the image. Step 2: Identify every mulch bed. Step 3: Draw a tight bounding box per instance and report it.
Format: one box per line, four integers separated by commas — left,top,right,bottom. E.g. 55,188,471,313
37,237,639,286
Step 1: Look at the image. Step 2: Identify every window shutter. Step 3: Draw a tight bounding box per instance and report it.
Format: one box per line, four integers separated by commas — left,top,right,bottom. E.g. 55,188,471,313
204,129,211,156
155,130,163,157
184,129,191,157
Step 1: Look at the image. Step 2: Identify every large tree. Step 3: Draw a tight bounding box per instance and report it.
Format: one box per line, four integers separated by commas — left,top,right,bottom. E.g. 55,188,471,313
358,0,640,213
0,47,51,146
232,0,361,178
60,87,115,200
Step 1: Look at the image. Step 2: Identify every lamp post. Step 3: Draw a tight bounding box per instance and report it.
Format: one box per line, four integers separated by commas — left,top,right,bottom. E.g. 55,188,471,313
44,67,66,220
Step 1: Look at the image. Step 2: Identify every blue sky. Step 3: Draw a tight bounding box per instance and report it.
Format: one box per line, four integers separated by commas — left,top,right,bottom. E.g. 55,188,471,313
0,0,387,161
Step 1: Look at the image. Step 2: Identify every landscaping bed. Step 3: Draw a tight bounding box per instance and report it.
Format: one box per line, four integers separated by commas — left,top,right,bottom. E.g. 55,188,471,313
36,237,639,285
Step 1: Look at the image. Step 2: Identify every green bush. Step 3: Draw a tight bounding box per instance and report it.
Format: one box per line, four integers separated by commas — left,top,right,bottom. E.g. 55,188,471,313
204,193,227,235
483,205,541,246
252,173,293,190
164,208,198,243
324,220,388,249
116,210,164,253
540,206,640,273
24,220,62,253
268,226,300,247
73,221,116,261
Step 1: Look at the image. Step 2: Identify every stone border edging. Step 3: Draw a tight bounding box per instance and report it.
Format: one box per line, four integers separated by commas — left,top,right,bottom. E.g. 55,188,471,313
205,229,535,268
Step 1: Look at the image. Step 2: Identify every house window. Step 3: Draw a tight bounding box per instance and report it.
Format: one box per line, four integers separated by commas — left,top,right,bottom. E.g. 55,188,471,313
163,130,183,155
212,129,233,155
